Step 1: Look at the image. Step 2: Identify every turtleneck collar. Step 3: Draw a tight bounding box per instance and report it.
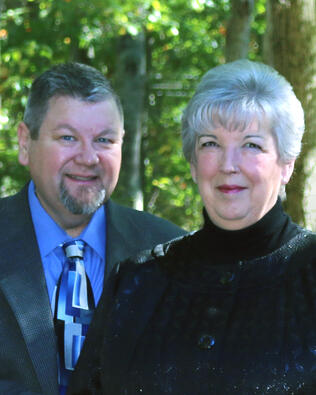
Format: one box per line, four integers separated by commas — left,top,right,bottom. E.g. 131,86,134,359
195,198,299,262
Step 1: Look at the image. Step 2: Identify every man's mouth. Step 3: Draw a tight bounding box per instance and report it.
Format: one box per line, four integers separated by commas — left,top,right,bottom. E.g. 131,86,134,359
66,174,98,182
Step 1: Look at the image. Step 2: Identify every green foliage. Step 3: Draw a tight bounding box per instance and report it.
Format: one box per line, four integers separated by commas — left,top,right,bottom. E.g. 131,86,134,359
0,0,267,230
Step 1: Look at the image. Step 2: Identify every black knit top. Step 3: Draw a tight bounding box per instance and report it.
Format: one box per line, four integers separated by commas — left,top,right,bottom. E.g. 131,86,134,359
198,198,298,260
69,200,316,395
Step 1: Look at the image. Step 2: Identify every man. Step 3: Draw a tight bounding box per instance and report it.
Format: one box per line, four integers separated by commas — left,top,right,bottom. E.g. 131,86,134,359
0,62,186,394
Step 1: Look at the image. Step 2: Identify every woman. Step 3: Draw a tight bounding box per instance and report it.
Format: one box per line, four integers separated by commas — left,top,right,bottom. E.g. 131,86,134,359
69,60,316,394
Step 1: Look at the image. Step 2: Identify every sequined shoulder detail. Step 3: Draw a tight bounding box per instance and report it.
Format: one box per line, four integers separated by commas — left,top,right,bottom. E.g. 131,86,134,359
156,230,316,291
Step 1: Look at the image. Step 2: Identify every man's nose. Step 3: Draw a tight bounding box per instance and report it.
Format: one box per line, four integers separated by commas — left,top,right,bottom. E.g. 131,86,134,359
75,143,100,166
220,148,240,173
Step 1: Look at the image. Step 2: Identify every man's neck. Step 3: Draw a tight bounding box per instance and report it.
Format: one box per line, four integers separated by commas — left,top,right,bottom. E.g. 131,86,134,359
64,222,90,238
35,193,93,237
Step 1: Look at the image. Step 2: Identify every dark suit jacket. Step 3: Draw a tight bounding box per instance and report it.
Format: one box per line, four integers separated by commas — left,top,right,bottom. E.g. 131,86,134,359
0,185,186,395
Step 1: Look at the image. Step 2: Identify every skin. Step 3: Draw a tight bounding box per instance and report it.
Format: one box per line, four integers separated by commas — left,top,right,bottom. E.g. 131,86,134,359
18,96,124,237
190,121,295,231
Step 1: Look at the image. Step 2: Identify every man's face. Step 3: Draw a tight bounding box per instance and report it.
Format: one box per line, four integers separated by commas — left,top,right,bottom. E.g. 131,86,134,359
18,96,124,232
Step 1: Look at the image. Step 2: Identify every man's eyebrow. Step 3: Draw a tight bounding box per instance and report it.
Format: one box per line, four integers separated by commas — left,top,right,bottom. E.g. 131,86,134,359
53,125,119,135
53,123,77,132
97,128,119,135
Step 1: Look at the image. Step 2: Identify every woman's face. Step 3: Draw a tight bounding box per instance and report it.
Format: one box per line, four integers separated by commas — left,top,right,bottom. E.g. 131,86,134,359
190,121,295,230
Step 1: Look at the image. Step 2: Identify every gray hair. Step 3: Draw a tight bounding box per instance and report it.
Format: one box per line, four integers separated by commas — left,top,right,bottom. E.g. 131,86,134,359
23,62,123,139
182,59,305,163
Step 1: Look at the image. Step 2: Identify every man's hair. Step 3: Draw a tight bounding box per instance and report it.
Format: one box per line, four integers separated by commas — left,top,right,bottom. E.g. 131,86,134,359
23,62,123,139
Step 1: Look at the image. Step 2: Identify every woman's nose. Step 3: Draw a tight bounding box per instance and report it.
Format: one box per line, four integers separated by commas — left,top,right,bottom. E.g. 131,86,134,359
220,148,240,173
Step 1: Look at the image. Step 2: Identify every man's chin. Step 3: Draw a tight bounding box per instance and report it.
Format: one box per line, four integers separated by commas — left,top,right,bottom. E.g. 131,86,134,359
70,204,100,216
60,187,107,215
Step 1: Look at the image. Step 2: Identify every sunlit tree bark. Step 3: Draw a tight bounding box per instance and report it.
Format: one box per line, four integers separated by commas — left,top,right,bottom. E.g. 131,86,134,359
225,0,254,61
264,0,316,225
0,0,4,14
113,32,146,210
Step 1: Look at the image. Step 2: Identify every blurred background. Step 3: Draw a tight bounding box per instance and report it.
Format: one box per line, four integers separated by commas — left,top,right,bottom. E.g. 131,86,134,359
0,0,315,230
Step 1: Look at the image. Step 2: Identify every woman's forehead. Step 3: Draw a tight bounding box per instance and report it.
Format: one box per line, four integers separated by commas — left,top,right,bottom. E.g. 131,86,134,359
195,114,270,135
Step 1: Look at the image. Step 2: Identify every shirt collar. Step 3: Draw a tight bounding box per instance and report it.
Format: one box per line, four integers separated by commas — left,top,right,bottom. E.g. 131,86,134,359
80,202,106,260
28,180,106,260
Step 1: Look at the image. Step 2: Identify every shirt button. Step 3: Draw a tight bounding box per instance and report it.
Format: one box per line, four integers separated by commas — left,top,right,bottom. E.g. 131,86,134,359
219,271,235,285
197,334,215,350
206,306,219,317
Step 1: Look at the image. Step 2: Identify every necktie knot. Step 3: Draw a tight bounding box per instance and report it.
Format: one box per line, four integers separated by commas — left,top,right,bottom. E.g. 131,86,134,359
63,240,85,259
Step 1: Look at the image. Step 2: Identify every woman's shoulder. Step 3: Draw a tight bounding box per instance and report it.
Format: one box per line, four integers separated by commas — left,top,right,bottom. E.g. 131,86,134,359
277,228,316,276
300,229,316,257
125,232,196,263
261,227,316,265
290,228,316,253
113,232,196,281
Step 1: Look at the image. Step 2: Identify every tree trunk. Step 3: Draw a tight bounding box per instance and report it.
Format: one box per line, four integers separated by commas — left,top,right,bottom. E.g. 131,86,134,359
264,0,316,226
113,32,146,210
225,0,255,61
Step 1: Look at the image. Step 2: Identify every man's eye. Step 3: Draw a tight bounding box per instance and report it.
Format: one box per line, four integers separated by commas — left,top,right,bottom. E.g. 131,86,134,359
61,135,75,141
97,137,111,144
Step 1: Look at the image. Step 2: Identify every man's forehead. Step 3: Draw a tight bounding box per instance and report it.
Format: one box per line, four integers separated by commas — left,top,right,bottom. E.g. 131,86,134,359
46,95,121,117
39,95,123,134
48,94,112,106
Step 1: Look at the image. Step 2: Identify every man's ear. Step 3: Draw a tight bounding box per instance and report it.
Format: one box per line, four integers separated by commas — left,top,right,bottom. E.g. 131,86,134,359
190,162,197,183
281,159,295,185
18,122,31,166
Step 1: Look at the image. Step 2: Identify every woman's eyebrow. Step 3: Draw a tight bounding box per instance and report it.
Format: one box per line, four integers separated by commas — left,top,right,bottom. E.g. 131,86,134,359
243,134,265,140
197,133,218,139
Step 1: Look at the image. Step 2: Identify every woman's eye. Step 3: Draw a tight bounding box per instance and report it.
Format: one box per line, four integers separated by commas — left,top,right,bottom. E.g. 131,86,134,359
245,142,262,150
201,141,218,148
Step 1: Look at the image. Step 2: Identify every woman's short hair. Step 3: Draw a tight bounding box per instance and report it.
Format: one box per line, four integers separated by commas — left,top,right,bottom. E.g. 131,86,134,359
182,59,305,163
24,62,123,139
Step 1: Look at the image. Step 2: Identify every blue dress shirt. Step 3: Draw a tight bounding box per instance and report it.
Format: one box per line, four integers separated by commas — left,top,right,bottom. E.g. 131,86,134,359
28,181,106,310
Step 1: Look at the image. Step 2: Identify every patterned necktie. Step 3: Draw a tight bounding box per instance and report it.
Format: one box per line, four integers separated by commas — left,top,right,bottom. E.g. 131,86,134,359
54,240,95,394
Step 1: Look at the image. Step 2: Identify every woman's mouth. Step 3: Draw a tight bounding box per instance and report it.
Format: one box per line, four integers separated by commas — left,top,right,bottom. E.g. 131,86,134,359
217,185,247,194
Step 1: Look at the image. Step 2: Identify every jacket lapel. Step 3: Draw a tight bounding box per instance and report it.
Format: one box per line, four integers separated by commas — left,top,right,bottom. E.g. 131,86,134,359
0,186,58,395
105,200,141,279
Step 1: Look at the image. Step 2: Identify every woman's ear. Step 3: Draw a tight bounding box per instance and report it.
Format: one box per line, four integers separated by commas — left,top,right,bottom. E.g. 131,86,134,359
18,122,31,166
190,162,197,183
281,159,295,185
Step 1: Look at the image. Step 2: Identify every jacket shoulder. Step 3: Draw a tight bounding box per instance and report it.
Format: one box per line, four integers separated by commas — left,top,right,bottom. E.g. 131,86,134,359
107,199,187,238
301,230,316,255
0,185,30,220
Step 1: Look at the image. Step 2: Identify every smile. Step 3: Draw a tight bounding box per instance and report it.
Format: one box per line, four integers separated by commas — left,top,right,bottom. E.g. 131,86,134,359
217,185,247,194
66,174,98,181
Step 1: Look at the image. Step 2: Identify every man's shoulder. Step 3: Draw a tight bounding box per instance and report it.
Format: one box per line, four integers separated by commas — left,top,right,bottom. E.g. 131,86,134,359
0,185,29,212
106,199,187,235
107,199,171,222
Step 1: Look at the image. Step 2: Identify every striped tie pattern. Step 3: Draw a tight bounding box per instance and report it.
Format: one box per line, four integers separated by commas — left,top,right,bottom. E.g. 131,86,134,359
54,240,95,394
